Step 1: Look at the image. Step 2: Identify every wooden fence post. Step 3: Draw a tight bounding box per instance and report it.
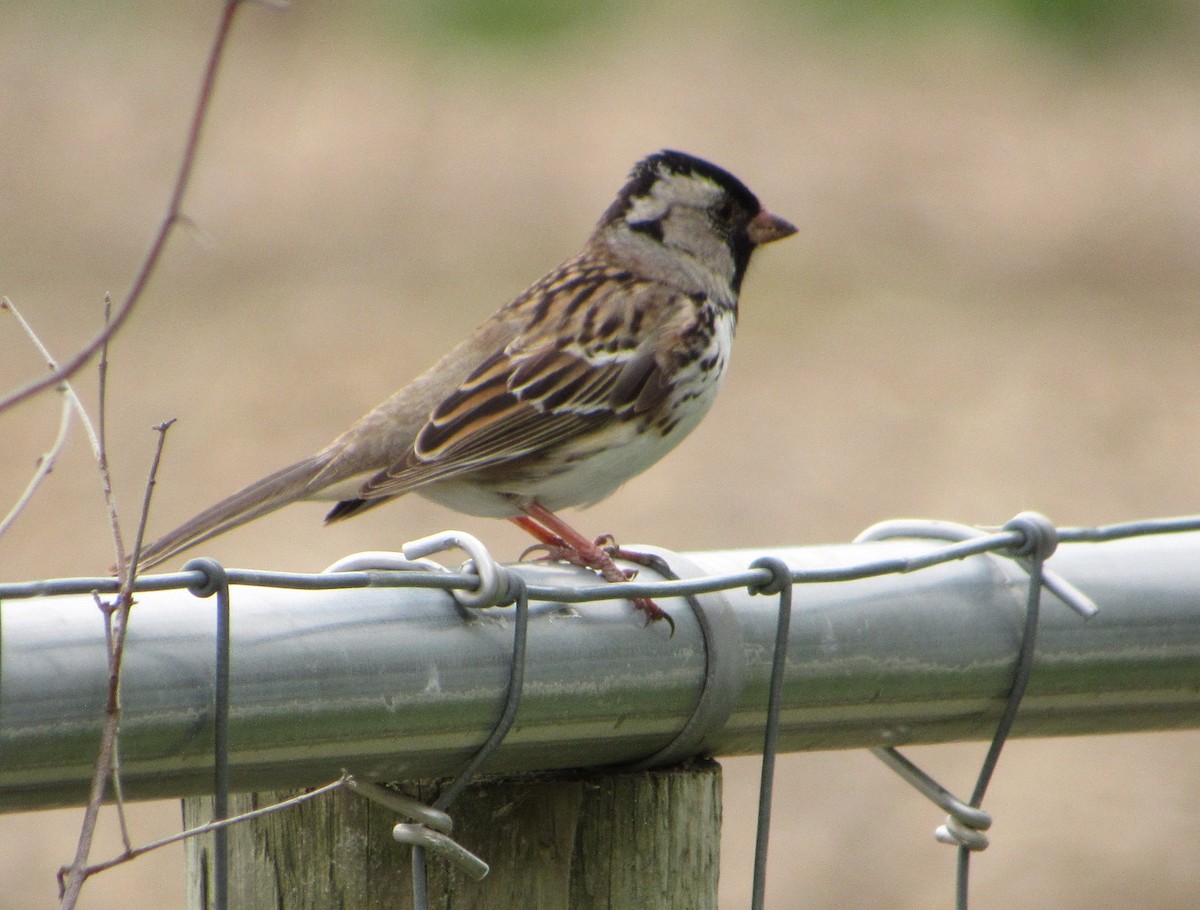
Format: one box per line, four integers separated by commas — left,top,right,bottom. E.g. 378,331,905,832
183,760,721,909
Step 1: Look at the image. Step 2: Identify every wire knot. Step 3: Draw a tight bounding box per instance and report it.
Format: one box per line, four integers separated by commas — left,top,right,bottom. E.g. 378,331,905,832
403,530,513,609
182,557,228,598
1003,511,1059,561
747,556,793,597
935,809,993,851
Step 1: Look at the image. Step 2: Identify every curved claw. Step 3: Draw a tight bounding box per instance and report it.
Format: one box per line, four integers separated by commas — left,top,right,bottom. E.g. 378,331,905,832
634,597,675,636
519,542,556,562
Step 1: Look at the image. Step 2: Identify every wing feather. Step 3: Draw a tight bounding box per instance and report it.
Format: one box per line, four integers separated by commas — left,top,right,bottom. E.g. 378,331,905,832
353,274,695,501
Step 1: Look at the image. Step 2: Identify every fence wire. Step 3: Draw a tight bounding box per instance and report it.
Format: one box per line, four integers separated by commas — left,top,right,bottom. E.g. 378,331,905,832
3,511,1200,909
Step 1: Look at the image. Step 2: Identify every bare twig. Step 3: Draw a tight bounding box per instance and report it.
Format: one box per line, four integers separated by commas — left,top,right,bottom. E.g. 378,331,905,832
95,295,128,567
57,591,126,906
63,775,352,885
109,740,133,853
0,0,246,415
97,295,111,457
93,295,134,853
0,382,72,537
2,297,156,866
0,296,82,535
89,593,134,854
59,420,175,909
1,297,105,463
104,420,177,854
2,295,129,564
129,420,176,573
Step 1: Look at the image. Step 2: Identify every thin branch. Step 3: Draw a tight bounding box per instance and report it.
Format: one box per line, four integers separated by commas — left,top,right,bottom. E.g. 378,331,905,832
57,600,124,907
0,0,246,415
0,381,72,537
64,775,352,885
87,594,133,854
3,298,161,862
97,295,111,462
2,295,127,563
94,296,133,853
59,419,175,909
2,296,101,451
0,296,84,534
128,420,176,573
2,296,109,463
95,294,128,567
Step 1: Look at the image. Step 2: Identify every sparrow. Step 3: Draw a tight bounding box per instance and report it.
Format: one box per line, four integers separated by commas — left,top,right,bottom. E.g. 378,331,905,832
135,150,796,623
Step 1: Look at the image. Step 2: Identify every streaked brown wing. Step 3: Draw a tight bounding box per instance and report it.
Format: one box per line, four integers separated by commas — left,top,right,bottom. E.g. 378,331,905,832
355,280,685,500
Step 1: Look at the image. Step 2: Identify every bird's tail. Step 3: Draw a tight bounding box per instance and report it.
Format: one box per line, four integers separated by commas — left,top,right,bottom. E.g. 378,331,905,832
133,453,336,572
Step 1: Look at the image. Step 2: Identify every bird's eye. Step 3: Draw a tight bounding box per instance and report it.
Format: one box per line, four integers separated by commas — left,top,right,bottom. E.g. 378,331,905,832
712,199,736,223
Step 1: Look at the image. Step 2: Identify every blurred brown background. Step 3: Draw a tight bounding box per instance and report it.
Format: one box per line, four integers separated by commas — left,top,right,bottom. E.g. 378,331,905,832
3,1,1200,907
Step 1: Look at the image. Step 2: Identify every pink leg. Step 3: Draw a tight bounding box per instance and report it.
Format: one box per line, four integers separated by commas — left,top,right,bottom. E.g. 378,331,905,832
508,502,672,630
510,514,567,549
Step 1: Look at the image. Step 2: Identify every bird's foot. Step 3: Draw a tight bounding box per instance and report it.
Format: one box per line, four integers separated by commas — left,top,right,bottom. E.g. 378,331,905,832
591,539,674,629
518,535,636,582
512,513,673,633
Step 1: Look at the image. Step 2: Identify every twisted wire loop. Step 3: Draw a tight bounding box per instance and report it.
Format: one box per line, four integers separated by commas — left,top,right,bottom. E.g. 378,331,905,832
748,555,792,596
339,777,490,882
393,825,490,882
402,530,517,609
402,571,528,909
323,529,517,609
182,556,229,599
872,746,993,850
1001,511,1059,561
344,778,453,834
937,814,991,852
855,513,1097,618
745,556,794,910
851,512,1089,910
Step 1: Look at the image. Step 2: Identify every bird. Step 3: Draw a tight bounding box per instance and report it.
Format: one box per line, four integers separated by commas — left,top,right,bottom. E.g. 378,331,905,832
134,150,796,624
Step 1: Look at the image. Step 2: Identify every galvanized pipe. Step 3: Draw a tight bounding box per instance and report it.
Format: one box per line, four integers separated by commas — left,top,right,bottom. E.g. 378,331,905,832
2,532,1199,811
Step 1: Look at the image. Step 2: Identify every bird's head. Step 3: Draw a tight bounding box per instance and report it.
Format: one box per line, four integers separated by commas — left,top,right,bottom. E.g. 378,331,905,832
597,150,796,294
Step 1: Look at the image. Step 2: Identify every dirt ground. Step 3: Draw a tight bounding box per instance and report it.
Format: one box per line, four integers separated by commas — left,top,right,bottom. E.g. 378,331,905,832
2,3,1199,908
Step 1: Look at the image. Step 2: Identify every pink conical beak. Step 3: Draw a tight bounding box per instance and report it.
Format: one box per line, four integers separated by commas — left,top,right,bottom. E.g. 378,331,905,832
747,209,797,245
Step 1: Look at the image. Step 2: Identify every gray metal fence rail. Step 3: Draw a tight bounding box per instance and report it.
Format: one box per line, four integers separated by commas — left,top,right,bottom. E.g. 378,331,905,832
4,521,1200,813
